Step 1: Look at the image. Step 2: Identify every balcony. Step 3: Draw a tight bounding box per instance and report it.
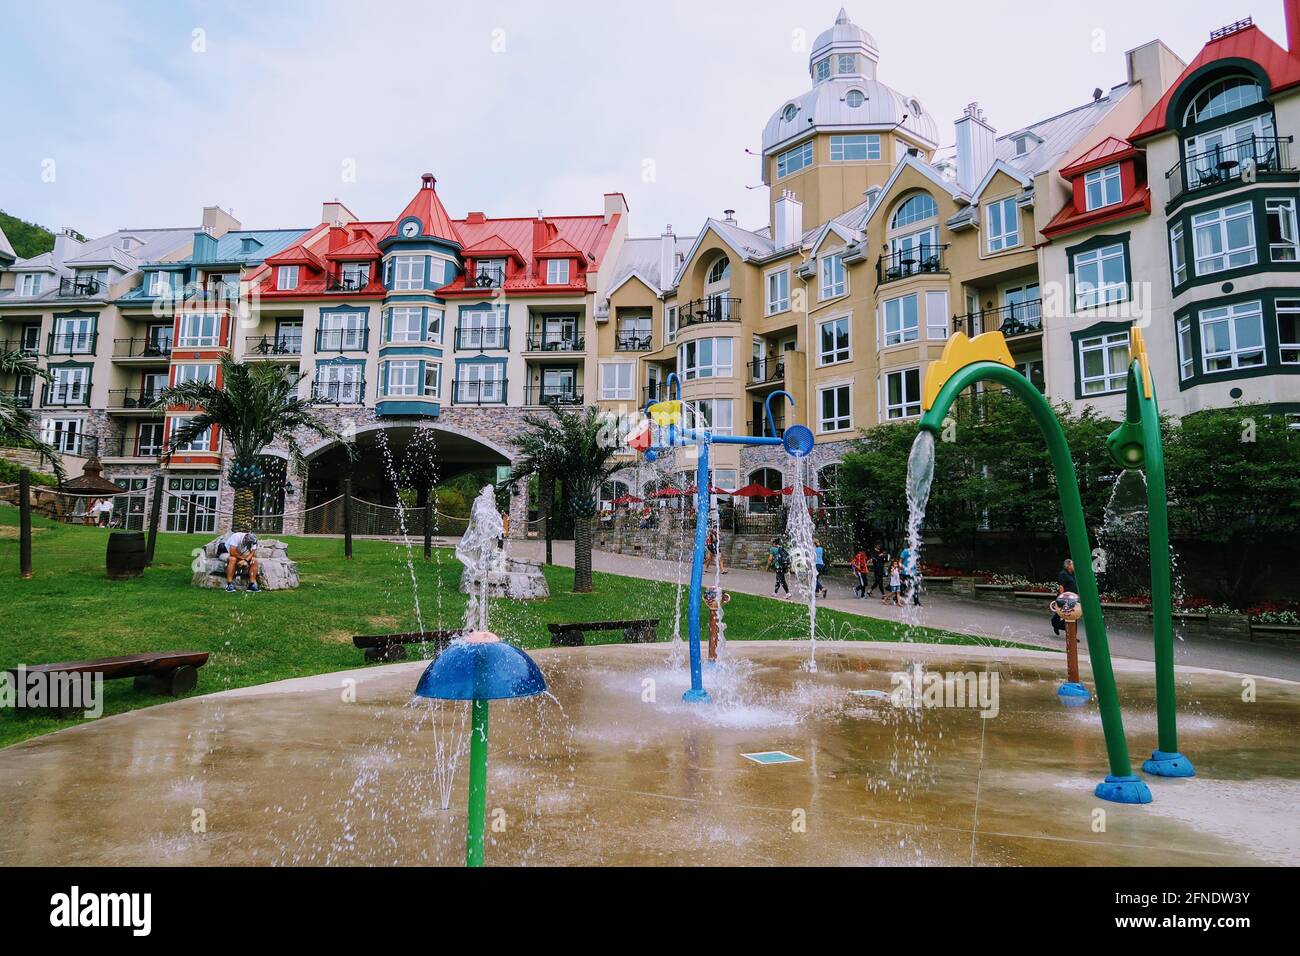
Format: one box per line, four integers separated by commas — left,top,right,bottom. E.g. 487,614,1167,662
245,333,303,358
315,328,369,352
0,339,39,355
101,432,165,459
325,273,372,293
1167,136,1295,201
452,379,508,405
524,331,584,353
523,385,584,407
615,330,653,351
746,416,785,439
678,297,741,329
455,326,509,350
107,388,163,411
952,298,1043,339
311,380,366,405
643,383,672,407
59,276,107,298
41,383,92,407
185,285,242,307
465,265,505,289
46,331,98,356
6,388,34,408
876,245,948,285
112,337,173,361
748,358,785,387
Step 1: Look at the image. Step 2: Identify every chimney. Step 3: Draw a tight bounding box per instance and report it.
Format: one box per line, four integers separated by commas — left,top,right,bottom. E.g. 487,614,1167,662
774,190,803,249
660,225,677,289
954,102,997,195
465,212,487,224
421,172,436,190
603,192,629,224
321,199,357,226
201,205,241,238
51,227,84,265
722,209,737,225
1287,0,1300,53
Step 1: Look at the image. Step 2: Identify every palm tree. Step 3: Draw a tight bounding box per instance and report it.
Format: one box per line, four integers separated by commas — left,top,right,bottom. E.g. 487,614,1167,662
0,349,63,480
512,406,623,593
155,356,350,531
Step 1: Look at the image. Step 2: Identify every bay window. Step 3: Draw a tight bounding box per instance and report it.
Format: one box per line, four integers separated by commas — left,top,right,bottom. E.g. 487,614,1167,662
1191,202,1256,275
677,337,733,380
1200,301,1265,372
883,294,919,346
884,368,921,419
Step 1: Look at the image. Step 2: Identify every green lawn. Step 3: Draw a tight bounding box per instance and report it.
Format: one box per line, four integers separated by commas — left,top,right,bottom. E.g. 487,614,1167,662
0,505,1022,749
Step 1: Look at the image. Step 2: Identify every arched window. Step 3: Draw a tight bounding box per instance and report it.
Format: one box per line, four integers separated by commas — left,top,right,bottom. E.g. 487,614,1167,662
707,256,731,284
891,193,938,229
747,467,783,513
1183,75,1265,126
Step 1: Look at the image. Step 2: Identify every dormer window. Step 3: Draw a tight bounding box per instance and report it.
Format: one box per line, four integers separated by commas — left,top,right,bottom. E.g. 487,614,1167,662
1183,75,1264,126
1083,164,1123,211
813,57,831,82
276,265,299,291
18,274,41,296
546,259,571,285
845,89,865,108
471,258,506,287
341,262,370,288
149,272,173,296
1013,135,1030,157
836,53,855,74
782,104,798,122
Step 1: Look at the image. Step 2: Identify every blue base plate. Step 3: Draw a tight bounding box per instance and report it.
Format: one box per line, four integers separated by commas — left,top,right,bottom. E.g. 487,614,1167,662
1094,774,1154,804
1058,681,1090,700
682,687,712,704
1142,750,1196,778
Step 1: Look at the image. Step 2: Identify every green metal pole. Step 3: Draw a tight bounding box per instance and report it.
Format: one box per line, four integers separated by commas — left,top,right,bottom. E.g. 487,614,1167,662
920,362,1135,782
466,698,489,867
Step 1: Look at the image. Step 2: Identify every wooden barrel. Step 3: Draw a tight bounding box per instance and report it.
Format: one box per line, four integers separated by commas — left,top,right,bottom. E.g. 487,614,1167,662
106,531,147,580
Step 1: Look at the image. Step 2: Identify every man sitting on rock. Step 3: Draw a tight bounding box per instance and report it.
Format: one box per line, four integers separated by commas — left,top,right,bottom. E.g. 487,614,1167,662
219,531,260,593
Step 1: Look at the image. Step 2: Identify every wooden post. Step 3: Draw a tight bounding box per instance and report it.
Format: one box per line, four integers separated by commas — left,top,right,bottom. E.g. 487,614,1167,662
343,478,354,559
145,474,163,566
18,468,33,579
186,496,197,535
1065,620,1081,685
419,484,432,560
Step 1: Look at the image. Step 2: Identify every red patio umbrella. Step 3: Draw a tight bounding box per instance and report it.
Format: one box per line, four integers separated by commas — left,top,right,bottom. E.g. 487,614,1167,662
611,495,643,506
780,485,821,497
731,482,779,498
683,486,734,496
651,486,685,498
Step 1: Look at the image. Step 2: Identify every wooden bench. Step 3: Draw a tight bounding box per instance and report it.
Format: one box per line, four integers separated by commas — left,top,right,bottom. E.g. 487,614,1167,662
8,650,210,715
352,630,461,663
547,619,659,647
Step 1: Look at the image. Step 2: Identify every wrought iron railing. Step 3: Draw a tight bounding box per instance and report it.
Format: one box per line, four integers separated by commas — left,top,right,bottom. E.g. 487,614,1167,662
7,388,34,408
465,265,506,288
245,333,303,356
1167,135,1294,200
41,383,92,407
455,326,509,350
113,336,173,359
678,297,741,327
0,338,40,355
325,272,372,292
524,332,584,352
523,385,584,406
876,245,948,284
107,388,163,409
452,378,508,405
47,332,98,355
315,328,369,352
311,380,366,404
746,417,785,438
952,298,1043,338
101,432,165,458
748,358,785,385
59,276,106,297
615,331,653,351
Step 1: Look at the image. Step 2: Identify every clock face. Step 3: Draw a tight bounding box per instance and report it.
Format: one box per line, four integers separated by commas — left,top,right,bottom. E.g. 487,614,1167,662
402,221,419,238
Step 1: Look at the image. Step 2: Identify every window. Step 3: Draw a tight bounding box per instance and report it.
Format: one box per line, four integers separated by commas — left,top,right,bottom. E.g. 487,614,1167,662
782,104,798,122
1077,331,1130,394
341,262,370,288
985,196,1020,252
76,269,109,292
1171,224,1188,285
845,89,865,108
19,274,41,296
818,315,850,365
173,364,216,386
818,384,852,432
1073,243,1128,309
393,255,426,290
460,308,506,349
776,141,813,178
883,294,919,346
707,257,731,284
171,416,212,453
149,272,174,296
177,313,221,347
599,361,634,400
276,266,299,291
426,307,444,343
1192,202,1256,275
884,368,921,419
53,315,94,352
316,363,364,403
1084,164,1123,211
819,252,846,299
42,418,83,454
837,53,855,74
319,310,367,350
813,58,830,81
687,398,733,435
925,290,949,340
49,367,89,404
384,360,421,396
830,134,880,161
1200,301,1265,372
766,269,790,314
164,478,220,534
677,337,733,380
1183,76,1264,125
456,362,504,403
388,306,424,343
1278,300,1300,364
1177,317,1195,380
1267,198,1299,262
424,362,441,397
546,259,570,285
891,193,938,228
665,305,678,343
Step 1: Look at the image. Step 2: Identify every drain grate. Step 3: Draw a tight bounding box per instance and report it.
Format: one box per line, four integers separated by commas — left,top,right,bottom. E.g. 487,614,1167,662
741,751,802,765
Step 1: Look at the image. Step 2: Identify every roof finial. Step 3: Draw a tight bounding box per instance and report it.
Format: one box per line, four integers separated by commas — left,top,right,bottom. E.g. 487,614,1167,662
835,7,849,24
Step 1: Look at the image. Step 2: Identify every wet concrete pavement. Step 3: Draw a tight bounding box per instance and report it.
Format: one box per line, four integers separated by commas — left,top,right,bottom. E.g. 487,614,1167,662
1,642,1296,866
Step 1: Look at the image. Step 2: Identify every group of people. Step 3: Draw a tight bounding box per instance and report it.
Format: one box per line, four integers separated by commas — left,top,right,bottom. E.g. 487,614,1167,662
764,536,829,599
849,544,922,607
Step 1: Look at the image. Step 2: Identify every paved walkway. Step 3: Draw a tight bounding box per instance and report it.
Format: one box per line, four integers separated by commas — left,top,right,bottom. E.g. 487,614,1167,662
509,539,1300,682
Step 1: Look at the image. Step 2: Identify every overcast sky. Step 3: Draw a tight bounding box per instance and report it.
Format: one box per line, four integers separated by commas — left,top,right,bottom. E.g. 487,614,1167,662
0,0,1287,241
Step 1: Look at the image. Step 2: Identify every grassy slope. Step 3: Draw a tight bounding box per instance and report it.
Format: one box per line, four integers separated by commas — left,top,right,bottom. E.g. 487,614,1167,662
0,505,1022,748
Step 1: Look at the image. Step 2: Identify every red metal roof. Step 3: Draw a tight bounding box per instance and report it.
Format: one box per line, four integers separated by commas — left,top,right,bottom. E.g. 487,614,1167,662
1131,24,1300,142
1042,185,1151,240
439,213,619,297
1059,136,1140,177
461,234,525,261
379,173,464,246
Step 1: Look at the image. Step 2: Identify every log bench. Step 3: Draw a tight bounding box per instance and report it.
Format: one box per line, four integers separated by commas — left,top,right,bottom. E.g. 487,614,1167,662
353,630,461,663
547,619,659,647
7,650,210,716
